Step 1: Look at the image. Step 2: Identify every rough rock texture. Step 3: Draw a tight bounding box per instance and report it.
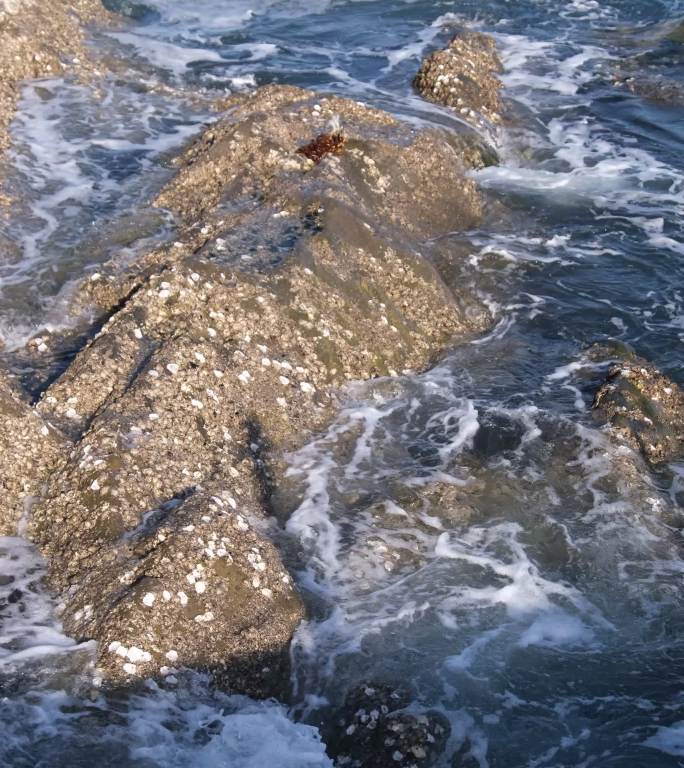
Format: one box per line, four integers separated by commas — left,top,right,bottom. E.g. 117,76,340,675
414,31,503,125
593,356,684,465
0,374,66,534
0,0,110,154
616,75,684,105
327,684,451,768
13,85,492,694
608,19,684,106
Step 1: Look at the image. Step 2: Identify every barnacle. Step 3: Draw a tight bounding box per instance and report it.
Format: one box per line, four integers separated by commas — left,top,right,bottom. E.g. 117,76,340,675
297,130,346,164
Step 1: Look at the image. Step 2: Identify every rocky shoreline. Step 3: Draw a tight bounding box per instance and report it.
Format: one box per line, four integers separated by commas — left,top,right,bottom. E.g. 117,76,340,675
1,5,684,767
0,5,503,705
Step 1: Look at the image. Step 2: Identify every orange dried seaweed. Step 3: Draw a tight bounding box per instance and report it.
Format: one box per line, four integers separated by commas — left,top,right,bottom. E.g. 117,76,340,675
297,131,346,164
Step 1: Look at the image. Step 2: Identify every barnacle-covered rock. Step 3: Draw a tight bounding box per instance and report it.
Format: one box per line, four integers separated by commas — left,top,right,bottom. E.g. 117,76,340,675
0,374,66,535
593,356,684,465
23,84,493,694
329,683,450,768
414,31,503,125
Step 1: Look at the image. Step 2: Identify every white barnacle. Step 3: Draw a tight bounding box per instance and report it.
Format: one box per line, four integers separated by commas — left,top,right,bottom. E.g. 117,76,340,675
165,649,179,662
191,399,204,409
279,376,290,386
300,382,315,394
238,370,252,384
166,363,179,375
123,663,138,676
195,581,206,594
177,591,188,606
142,592,155,607
127,647,151,663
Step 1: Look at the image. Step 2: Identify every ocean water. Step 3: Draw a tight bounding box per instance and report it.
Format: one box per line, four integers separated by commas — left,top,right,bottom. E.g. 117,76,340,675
1,1,683,766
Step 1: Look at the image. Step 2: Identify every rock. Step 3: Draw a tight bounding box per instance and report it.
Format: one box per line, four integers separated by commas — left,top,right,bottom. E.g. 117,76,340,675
414,31,503,125
329,683,450,768
21,85,491,693
593,356,684,465
612,72,684,106
607,19,684,107
663,20,684,44
56,488,303,697
0,374,66,535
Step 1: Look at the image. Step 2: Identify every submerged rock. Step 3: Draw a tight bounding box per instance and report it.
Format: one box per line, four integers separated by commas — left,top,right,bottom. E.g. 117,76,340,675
593,356,684,465
10,84,491,694
329,684,450,768
611,71,684,106
608,18,684,106
414,31,503,126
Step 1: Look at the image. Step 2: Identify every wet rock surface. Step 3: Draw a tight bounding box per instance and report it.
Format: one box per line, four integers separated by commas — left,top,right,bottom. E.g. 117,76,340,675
414,31,503,126
328,684,450,768
1,84,494,694
593,354,684,465
0,374,66,535
608,19,684,106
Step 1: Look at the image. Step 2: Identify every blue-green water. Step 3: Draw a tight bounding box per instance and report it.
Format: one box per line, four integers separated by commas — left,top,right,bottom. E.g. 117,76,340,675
1,1,684,766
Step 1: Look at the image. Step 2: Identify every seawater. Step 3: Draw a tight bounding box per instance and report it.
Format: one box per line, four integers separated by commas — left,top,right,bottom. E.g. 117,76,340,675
1,1,683,766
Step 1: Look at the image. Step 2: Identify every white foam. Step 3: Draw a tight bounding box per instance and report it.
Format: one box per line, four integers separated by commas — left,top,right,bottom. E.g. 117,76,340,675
128,688,332,767
109,32,225,76
0,537,92,668
518,611,595,648
644,722,684,757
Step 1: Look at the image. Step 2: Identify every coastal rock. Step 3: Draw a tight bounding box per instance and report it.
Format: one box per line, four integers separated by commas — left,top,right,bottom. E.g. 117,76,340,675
24,85,491,693
414,31,503,125
593,357,684,465
609,19,684,106
329,684,450,768
612,71,684,106
0,374,66,535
